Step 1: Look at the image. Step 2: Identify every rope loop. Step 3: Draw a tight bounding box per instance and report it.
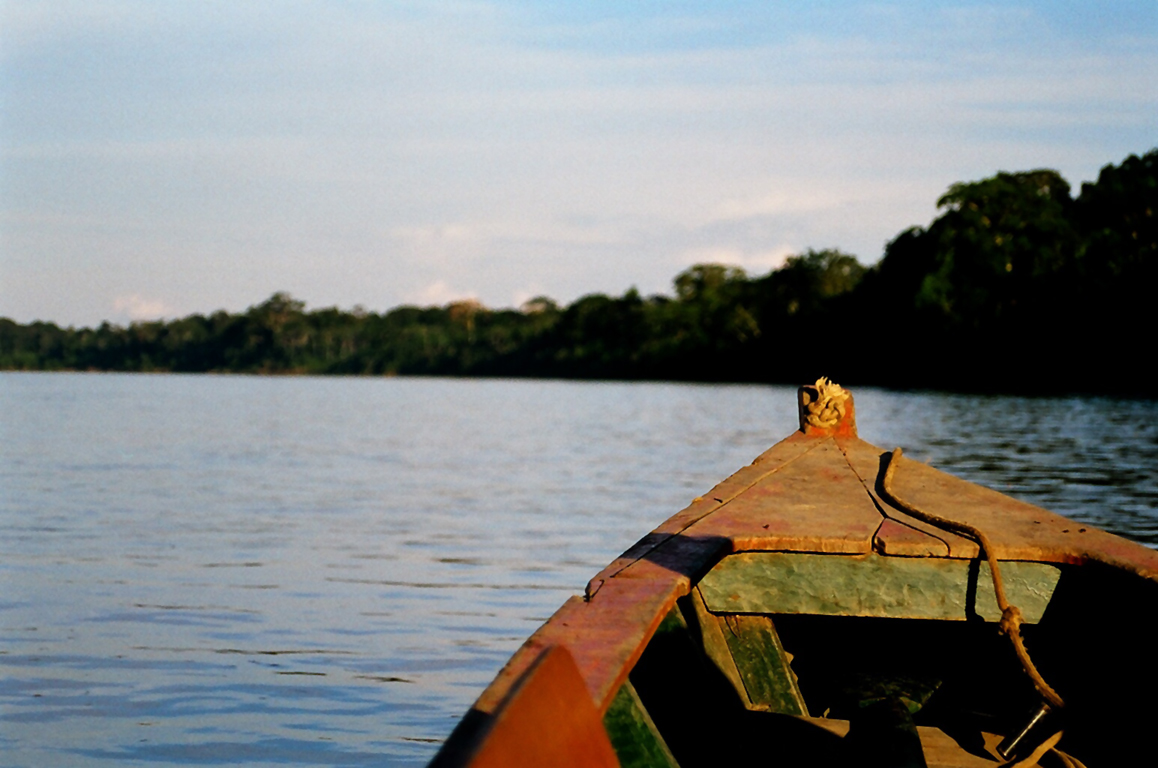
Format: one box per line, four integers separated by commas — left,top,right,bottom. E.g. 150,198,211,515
880,448,1064,712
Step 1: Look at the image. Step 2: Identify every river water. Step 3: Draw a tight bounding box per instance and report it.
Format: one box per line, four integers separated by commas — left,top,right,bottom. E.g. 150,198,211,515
1,374,1155,766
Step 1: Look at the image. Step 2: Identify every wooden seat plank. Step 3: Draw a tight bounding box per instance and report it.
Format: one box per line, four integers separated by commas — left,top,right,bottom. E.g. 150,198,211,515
699,552,1061,622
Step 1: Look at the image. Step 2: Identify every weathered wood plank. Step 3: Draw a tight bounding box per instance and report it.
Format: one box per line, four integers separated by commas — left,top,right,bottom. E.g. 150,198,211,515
587,431,825,595
690,438,882,554
699,552,1062,622
474,576,682,719
587,534,730,601
603,680,680,768
871,444,1158,579
874,518,950,557
837,435,979,558
719,614,808,715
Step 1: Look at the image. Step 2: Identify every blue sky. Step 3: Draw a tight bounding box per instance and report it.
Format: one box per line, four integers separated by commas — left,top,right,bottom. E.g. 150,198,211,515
2,1,1155,326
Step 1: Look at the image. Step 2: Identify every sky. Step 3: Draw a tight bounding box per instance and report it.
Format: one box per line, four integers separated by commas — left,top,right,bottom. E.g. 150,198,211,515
1,1,1155,327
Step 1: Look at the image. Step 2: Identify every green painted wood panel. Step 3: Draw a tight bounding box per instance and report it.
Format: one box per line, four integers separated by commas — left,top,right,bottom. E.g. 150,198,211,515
685,588,752,709
699,553,1062,622
719,614,808,715
602,681,681,768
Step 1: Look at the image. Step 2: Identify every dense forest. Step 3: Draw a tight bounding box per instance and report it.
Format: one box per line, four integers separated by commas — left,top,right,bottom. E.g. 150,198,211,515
3,149,1155,396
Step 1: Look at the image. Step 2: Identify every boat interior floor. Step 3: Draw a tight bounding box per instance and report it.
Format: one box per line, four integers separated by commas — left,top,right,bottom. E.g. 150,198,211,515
605,561,1156,768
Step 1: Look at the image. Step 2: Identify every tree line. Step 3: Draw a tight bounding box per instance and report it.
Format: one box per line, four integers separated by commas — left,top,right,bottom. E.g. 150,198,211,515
2,148,1154,396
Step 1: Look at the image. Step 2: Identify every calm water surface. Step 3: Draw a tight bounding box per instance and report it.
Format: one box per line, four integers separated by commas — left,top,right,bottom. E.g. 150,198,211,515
1,374,1155,766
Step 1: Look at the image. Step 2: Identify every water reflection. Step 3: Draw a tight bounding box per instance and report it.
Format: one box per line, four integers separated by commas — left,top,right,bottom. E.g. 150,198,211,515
1,374,1154,766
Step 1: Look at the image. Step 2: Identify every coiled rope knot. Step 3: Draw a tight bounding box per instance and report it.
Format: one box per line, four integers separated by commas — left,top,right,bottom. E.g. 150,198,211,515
999,606,1023,637
803,377,850,428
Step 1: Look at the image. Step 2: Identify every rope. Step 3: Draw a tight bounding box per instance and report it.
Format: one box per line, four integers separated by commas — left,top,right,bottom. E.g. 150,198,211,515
803,377,849,429
880,448,1065,711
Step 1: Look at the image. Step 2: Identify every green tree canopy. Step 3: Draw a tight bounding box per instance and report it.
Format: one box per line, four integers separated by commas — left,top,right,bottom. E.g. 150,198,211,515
1075,148,1157,284
875,169,1079,328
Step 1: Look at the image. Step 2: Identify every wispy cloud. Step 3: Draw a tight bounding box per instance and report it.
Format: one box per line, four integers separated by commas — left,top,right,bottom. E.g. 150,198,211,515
113,294,172,321
675,246,795,275
406,281,478,308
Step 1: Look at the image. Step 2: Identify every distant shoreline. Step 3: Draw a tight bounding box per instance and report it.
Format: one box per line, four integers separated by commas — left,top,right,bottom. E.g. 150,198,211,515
5,149,1155,399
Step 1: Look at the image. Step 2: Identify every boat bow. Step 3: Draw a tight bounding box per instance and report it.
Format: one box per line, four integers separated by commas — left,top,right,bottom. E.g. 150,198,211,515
432,384,1158,767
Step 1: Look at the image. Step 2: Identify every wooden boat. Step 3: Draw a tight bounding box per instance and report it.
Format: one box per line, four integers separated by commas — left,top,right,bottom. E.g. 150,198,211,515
430,382,1158,767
